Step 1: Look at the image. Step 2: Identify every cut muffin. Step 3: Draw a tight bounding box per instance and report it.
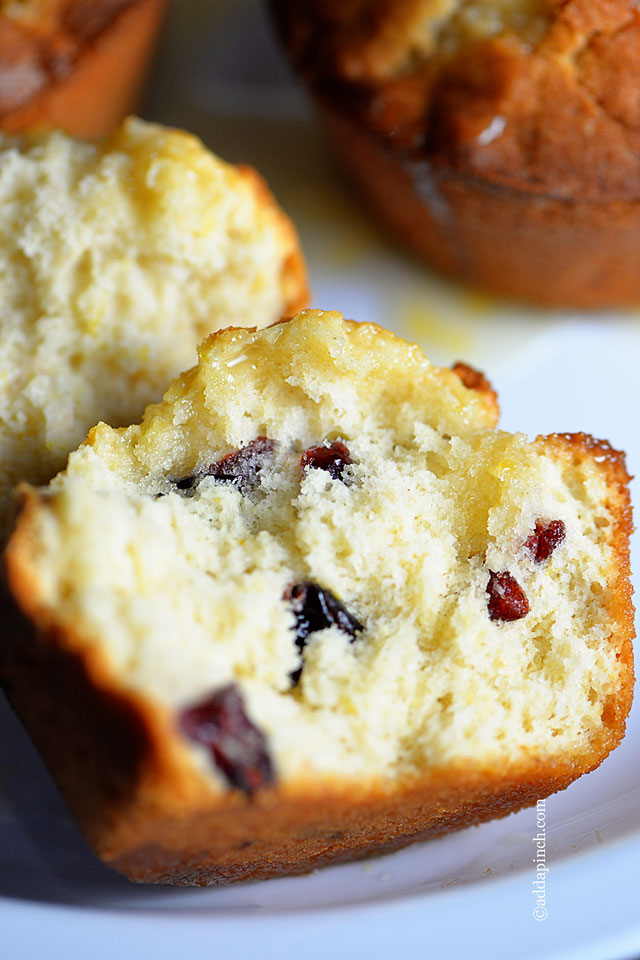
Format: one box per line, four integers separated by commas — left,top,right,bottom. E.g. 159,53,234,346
0,116,307,538
0,0,167,138
270,0,640,306
2,309,634,885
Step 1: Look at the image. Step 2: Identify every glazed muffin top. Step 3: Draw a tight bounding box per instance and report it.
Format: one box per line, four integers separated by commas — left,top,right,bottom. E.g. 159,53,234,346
272,0,640,201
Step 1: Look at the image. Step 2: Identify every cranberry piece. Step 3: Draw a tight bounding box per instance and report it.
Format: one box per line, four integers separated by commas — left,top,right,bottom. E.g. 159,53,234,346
486,571,530,622
285,581,364,683
524,519,566,563
301,441,352,480
179,685,274,795
174,473,200,492
174,437,275,495
208,437,275,491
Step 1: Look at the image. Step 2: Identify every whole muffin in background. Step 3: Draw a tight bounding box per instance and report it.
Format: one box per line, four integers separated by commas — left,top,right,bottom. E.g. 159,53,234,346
0,0,167,138
3,310,634,885
0,116,307,537
270,0,640,307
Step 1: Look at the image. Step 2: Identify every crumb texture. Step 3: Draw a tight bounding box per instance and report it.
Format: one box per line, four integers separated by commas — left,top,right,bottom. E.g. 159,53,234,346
0,116,306,536
8,311,633,796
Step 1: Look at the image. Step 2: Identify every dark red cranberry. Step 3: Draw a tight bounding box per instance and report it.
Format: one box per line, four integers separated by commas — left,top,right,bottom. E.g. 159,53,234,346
208,437,275,490
301,441,352,480
285,581,363,683
174,437,275,495
486,571,530,622
174,473,200,492
524,519,566,563
179,685,274,795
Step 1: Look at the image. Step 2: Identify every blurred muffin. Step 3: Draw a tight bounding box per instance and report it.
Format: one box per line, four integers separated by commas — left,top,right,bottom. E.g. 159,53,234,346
0,116,307,537
270,0,640,307
0,0,167,138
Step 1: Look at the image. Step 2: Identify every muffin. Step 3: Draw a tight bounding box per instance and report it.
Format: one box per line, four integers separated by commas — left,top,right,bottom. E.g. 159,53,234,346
0,116,307,538
270,0,640,307
2,310,633,885
0,0,167,138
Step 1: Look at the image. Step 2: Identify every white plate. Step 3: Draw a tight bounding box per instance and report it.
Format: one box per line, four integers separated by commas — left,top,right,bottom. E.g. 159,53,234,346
2,3,640,958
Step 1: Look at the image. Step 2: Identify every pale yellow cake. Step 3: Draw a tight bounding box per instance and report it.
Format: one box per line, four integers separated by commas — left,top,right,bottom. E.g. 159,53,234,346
2,310,634,885
0,116,307,537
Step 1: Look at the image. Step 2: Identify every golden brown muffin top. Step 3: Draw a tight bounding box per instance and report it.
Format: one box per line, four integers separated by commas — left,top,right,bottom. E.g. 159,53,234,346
0,1,137,113
273,0,640,200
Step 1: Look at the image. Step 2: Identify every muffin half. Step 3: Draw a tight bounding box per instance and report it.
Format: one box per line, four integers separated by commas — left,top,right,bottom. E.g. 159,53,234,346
0,116,307,536
3,310,633,884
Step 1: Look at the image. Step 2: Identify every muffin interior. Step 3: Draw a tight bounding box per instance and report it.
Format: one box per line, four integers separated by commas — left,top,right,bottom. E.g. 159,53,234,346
16,311,627,791
0,117,304,535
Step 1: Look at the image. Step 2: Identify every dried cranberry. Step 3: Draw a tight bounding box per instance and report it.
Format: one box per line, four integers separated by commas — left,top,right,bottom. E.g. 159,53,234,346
524,519,566,563
174,473,200,492
179,685,274,795
285,581,364,683
486,571,530,622
208,437,275,490
174,437,275,495
301,441,353,480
